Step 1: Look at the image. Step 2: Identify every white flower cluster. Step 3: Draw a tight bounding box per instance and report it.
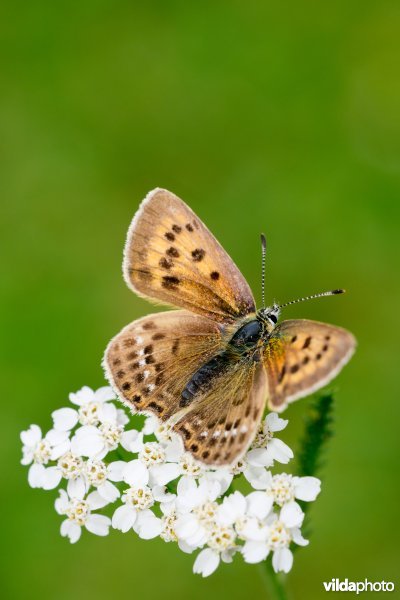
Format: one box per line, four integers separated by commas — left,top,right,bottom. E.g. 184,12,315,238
21,385,321,577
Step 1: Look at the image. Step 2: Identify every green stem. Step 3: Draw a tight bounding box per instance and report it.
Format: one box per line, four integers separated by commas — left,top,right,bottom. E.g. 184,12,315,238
258,560,289,600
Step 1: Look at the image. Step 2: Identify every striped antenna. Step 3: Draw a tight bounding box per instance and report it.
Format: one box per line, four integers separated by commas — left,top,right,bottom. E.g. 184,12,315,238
260,234,267,308
278,288,345,309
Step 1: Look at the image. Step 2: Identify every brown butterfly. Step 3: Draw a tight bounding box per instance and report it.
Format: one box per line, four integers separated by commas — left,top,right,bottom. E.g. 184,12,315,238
103,188,356,467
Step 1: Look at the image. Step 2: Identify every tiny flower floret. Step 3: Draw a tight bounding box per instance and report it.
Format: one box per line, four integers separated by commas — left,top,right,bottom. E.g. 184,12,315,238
270,474,295,506
85,459,107,487
268,519,292,549
208,524,236,552
179,452,204,477
123,486,154,511
58,452,84,480
139,442,166,466
66,498,90,526
33,439,52,464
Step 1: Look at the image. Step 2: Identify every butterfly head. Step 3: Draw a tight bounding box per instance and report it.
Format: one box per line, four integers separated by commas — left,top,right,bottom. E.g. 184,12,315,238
257,304,281,332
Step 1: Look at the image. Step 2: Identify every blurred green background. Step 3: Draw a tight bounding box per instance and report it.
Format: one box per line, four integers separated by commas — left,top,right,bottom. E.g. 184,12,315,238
1,1,399,598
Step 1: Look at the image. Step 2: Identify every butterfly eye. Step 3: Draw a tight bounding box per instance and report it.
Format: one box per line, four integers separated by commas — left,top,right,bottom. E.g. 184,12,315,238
268,314,277,324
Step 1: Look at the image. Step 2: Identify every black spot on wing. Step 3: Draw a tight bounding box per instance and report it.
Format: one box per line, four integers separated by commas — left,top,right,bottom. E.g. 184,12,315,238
166,247,180,258
159,257,173,270
191,248,205,262
162,276,180,290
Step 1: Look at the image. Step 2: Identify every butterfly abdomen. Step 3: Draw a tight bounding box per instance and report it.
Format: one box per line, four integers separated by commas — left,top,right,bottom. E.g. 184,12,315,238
180,319,264,408
180,354,230,407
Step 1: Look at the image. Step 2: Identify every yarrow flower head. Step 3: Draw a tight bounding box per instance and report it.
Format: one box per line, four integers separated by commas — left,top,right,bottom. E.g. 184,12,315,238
21,384,321,578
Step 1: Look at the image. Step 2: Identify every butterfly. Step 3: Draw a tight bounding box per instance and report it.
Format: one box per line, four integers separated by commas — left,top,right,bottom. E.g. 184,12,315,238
103,188,356,467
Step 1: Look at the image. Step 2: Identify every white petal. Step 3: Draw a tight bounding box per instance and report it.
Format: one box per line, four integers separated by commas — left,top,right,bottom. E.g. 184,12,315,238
94,386,115,402
142,415,158,435
164,438,184,462
177,475,197,496
293,476,321,501
193,549,220,577
176,477,199,511
61,519,81,543
41,467,63,490
292,527,309,546
97,480,120,502
272,548,293,573
244,466,272,490
107,461,127,482
197,478,221,503
67,476,87,499
52,408,79,432
55,489,69,514
265,412,288,432
28,463,45,488
116,409,129,426
204,469,233,495
87,490,110,510
149,463,180,486
98,402,117,424
246,491,273,520
112,505,137,532
246,448,273,468
217,492,246,526
71,426,104,458
120,430,144,453
50,440,71,460
242,541,270,563
45,428,69,445
123,460,149,487
85,514,111,536
178,540,196,554
152,486,176,503
221,548,236,563
267,438,294,464
185,526,208,548
69,386,95,406
280,501,304,528
21,449,34,466
239,517,270,542
174,513,200,540
134,510,163,539
20,424,42,446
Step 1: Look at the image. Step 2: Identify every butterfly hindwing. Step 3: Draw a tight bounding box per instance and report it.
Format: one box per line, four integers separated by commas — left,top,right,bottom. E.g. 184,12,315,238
263,319,356,411
173,360,268,466
104,310,224,420
123,188,256,324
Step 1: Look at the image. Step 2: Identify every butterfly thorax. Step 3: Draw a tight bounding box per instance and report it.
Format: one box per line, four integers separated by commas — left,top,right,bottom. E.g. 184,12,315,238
180,308,280,408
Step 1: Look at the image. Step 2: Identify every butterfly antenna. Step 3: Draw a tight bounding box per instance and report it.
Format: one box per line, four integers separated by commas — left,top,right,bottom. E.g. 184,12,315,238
278,288,345,309
260,233,267,308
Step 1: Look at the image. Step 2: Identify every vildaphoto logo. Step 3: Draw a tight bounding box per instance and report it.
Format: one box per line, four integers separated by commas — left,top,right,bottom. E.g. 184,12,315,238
323,579,395,594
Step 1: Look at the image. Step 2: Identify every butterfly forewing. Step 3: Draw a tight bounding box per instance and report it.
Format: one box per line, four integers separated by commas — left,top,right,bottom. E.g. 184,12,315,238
104,310,224,420
123,188,256,324
173,361,268,466
263,319,356,411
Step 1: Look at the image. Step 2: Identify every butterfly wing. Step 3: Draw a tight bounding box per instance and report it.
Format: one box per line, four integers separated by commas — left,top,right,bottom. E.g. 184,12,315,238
173,360,268,466
263,319,356,411
104,310,225,419
123,188,256,324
